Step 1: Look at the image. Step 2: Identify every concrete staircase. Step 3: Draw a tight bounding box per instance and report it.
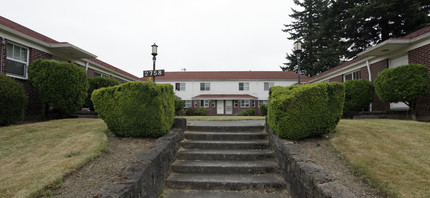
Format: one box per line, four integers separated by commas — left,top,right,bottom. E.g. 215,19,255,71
164,125,290,198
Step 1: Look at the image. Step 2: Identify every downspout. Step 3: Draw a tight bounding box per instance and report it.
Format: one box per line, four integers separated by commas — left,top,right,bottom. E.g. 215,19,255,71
85,62,89,75
0,38,5,74
366,60,372,112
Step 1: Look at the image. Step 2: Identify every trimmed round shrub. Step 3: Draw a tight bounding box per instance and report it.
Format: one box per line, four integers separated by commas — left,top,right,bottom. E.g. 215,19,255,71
0,75,28,126
175,99,185,115
28,59,89,115
260,104,268,116
235,110,248,116
186,108,196,116
92,81,175,137
343,80,374,117
247,109,256,116
375,64,429,114
85,77,119,111
199,106,207,116
268,82,345,140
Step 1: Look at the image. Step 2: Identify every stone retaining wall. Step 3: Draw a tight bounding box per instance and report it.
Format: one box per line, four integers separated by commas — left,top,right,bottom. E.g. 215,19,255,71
266,124,356,198
99,118,186,198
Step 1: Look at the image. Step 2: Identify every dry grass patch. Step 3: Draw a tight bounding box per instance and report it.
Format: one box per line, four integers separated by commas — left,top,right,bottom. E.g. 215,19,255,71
331,119,430,198
0,118,108,198
179,116,265,121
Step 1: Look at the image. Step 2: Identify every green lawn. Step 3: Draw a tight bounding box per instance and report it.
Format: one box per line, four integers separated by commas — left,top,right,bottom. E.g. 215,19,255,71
178,116,265,121
331,119,430,198
0,119,108,198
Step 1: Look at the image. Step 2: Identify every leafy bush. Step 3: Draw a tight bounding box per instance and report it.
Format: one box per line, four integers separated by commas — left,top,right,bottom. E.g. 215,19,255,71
235,110,248,116
186,108,196,116
247,109,256,116
260,104,268,116
28,59,88,116
343,80,374,117
199,106,207,116
0,75,28,126
268,82,345,140
375,64,429,118
92,81,175,137
85,77,119,111
175,99,185,115
177,109,186,116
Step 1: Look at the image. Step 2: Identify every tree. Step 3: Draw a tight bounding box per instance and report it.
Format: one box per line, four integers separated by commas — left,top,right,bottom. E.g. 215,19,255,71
374,64,430,120
29,59,89,118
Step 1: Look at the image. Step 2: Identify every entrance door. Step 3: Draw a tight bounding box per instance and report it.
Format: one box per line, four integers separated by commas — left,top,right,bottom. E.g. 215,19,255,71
217,100,224,115
225,100,233,115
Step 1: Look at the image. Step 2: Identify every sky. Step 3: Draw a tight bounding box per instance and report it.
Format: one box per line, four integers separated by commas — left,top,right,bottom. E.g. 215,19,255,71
1,0,298,78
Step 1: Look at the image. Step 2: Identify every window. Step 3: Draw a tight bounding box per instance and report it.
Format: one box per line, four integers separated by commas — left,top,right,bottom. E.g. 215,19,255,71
234,100,238,108
6,43,28,78
239,82,249,91
252,100,256,108
200,82,210,91
184,100,192,108
343,71,360,81
264,82,274,91
94,72,109,77
211,101,215,108
194,101,197,108
200,100,209,108
240,100,250,108
175,83,186,91
258,100,268,107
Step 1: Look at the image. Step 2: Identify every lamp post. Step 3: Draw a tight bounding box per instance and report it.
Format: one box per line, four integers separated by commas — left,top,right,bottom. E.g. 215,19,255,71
294,41,302,84
151,43,158,82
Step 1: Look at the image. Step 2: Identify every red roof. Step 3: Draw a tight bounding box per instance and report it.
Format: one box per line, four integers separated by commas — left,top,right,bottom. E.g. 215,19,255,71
0,15,60,44
87,58,140,80
193,94,257,99
141,71,310,81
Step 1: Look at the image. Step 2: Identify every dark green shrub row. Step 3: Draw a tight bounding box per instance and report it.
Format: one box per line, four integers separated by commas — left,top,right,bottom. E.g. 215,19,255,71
92,81,175,137
199,107,207,116
85,77,119,111
235,110,248,116
247,109,256,116
0,75,28,126
375,64,429,117
185,108,196,116
268,82,345,140
260,104,268,116
29,59,88,116
343,80,374,117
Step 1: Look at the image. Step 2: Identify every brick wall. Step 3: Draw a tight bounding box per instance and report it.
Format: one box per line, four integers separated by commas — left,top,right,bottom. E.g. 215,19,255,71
329,75,343,83
359,66,369,80
29,48,52,63
409,44,430,116
370,59,390,111
0,37,5,74
87,68,95,77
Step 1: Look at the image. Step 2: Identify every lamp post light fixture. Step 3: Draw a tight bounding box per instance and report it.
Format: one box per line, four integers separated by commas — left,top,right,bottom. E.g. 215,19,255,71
151,43,158,82
294,41,302,84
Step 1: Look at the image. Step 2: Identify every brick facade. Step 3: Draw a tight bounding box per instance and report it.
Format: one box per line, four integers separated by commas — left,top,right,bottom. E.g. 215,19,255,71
188,99,261,116
359,66,369,80
409,44,430,116
0,37,5,74
369,59,390,111
329,75,343,83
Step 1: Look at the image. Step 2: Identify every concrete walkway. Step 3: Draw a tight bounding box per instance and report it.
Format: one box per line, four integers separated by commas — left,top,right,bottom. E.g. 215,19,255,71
188,120,265,127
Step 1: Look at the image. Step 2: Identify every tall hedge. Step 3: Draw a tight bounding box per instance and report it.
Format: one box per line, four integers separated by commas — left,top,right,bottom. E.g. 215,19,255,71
28,59,89,115
0,75,28,126
375,64,430,118
92,81,175,137
85,77,120,111
268,82,345,140
343,80,374,117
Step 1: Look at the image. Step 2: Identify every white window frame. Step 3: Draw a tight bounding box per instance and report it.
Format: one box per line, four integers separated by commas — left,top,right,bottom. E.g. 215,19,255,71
343,70,360,82
200,82,210,91
258,100,268,107
175,82,186,91
240,100,250,108
211,101,215,108
239,82,249,91
264,82,274,91
6,42,29,79
194,101,198,108
200,100,209,108
184,100,192,108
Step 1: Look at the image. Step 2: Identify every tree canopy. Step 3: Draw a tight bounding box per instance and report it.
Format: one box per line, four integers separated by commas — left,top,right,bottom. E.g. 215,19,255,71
281,0,430,76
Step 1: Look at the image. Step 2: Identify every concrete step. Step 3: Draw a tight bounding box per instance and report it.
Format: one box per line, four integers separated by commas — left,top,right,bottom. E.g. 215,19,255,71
172,160,278,174
185,132,267,140
166,173,286,191
163,189,291,198
181,140,269,149
187,125,265,132
177,149,275,161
